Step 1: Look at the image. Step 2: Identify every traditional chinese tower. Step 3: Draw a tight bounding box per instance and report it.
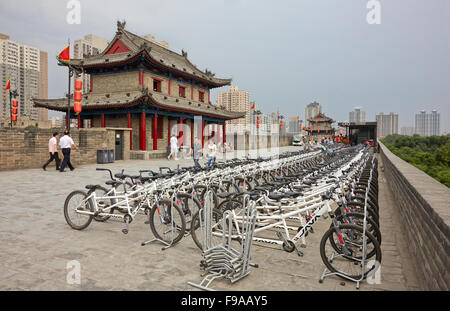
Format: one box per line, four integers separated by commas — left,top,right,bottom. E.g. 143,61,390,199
33,21,244,152
304,112,335,140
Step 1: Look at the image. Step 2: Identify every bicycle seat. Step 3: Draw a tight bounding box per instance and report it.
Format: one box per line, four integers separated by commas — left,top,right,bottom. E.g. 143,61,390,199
283,191,303,198
114,173,129,180
105,180,122,187
322,193,332,200
85,184,102,190
268,193,289,201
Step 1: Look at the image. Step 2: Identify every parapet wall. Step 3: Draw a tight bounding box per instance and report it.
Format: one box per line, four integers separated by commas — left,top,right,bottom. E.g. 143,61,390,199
0,128,129,171
379,142,450,290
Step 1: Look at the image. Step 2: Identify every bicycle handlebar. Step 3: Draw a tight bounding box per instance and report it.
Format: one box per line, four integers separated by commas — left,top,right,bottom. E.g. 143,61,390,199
96,168,115,180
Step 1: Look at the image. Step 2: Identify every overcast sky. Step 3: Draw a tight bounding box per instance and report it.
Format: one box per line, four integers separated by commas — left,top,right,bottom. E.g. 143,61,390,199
1,0,448,131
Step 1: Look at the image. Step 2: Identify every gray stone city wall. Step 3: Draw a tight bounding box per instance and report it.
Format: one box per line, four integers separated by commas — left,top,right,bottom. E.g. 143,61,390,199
379,142,450,290
0,127,130,171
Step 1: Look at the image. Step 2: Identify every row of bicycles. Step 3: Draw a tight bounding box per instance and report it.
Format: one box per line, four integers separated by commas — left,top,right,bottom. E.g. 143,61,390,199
63,143,381,287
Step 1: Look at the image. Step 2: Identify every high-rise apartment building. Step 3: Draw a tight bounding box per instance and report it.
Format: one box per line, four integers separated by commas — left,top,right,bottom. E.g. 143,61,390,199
400,126,415,136
217,85,250,133
287,116,301,134
376,112,399,137
38,51,48,121
305,101,322,127
349,107,366,123
415,110,440,136
0,34,46,121
73,34,110,93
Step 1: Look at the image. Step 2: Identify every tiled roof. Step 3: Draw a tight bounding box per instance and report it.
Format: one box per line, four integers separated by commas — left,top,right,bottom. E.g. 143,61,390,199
59,23,231,88
33,89,245,120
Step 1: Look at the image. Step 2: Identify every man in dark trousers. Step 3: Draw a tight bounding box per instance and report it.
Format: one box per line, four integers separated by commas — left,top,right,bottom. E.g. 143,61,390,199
191,137,203,168
59,130,79,172
42,132,60,171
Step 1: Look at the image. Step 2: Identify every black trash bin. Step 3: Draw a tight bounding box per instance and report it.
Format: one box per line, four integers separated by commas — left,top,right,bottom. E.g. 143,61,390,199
97,150,109,164
107,149,114,163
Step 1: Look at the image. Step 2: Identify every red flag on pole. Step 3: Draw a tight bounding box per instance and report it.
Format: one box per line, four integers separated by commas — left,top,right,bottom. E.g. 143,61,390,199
4,78,10,91
250,103,255,110
58,45,70,62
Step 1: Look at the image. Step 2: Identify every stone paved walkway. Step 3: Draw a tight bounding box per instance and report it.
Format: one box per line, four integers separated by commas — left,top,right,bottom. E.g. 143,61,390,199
0,148,419,290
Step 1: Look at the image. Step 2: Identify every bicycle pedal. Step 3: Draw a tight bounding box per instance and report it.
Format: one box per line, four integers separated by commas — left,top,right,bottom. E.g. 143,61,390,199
300,244,307,248
122,229,128,234
144,220,150,224
296,249,304,257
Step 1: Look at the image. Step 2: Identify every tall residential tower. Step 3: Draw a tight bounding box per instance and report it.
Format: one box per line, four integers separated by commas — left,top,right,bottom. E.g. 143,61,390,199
0,34,47,120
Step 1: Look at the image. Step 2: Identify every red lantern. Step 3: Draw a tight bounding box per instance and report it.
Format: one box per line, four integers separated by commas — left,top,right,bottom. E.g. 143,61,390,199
12,99,18,107
256,116,260,129
11,115,17,122
74,101,82,114
74,79,83,91
12,107,17,114
74,91,82,102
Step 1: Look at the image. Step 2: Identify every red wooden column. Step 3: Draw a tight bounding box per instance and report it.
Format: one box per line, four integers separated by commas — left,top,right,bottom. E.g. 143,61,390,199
153,113,158,151
89,76,93,92
127,112,132,150
77,115,82,129
90,118,94,128
223,122,226,144
167,118,171,146
190,119,194,146
139,112,146,151
139,69,143,86
216,123,220,144
201,120,205,147
101,113,105,127
179,117,184,146
168,80,171,95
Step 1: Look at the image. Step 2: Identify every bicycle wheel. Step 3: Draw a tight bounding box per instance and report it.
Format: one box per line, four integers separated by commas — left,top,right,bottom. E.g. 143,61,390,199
193,185,218,208
320,224,382,280
332,212,382,254
191,208,237,251
149,199,186,245
91,186,114,222
64,190,93,230
176,193,202,231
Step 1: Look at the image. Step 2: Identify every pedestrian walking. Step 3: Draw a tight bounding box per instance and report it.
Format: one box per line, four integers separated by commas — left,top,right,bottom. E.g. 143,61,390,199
42,132,60,171
59,130,79,172
206,140,217,167
168,134,178,160
191,137,203,168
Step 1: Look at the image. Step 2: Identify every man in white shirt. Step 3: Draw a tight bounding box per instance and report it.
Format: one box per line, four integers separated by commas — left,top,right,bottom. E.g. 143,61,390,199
167,134,178,160
42,132,60,171
59,130,79,172
207,140,217,167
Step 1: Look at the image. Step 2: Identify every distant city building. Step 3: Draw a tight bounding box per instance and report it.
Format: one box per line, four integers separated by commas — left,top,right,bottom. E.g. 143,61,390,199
218,86,250,134
415,110,440,136
74,34,110,94
349,107,366,123
0,34,47,121
141,34,169,49
50,116,63,128
376,112,399,137
305,101,322,128
287,116,301,134
400,126,415,136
